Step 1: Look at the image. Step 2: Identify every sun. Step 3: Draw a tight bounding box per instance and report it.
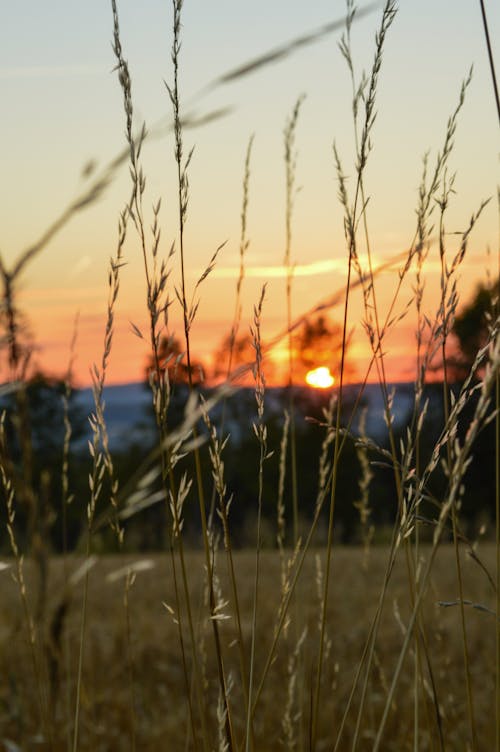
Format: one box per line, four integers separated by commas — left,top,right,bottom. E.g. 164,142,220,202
305,366,335,389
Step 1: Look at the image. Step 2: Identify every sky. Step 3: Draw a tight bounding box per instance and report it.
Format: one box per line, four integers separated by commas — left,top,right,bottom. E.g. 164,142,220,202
1,0,499,387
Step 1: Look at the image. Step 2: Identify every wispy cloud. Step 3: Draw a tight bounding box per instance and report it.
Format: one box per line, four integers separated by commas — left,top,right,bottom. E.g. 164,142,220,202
209,247,489,281
210,258,344,279
67,255,93,279
209,254,395,279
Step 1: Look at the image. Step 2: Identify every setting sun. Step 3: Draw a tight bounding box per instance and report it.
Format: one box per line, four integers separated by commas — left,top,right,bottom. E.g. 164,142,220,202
305,366,335,389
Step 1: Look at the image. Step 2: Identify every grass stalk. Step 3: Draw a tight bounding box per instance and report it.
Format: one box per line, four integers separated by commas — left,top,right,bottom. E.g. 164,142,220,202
373,326,499,749
283,94,306,749
497,335,499,752
72,146,127,747
338,55,477,747
61,315,79,752
111,1,208,744
0,426,50,745
495,189,500,752
124,571,137,752
284,95,305,547
167,3,234,747
478,0,500,125
208,134,254,528
245,286,267,751
202,402,253,748
342,20,437,744
312,5,397,747
437,174,478,749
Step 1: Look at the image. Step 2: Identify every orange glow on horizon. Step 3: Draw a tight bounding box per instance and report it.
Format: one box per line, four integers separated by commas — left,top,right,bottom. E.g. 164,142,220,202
305,366,335,389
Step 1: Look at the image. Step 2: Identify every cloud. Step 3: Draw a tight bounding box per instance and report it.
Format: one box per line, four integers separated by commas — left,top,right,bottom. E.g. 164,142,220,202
67,255,93,279
211,258,346,279
209,254,395,279
209,246,491,282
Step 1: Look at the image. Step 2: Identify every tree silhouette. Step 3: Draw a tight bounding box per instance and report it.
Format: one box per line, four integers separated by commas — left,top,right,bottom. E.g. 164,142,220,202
450,276,499,379
211,332,255,381
211,331,280,385
145,334,204,386
292,315,352,384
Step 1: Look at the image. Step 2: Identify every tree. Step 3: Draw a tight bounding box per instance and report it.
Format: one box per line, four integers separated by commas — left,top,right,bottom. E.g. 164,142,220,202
292,315,352,384
450,276,499,379
211,332,279,385
145,334,204,386
211,332,255,381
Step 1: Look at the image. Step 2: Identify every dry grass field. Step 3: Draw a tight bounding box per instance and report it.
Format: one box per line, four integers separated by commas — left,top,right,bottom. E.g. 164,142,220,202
1,1,499,750
0,545,496,750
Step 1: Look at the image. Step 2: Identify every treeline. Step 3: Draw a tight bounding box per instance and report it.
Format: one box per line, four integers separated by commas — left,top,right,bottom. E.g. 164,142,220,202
0,377,495,555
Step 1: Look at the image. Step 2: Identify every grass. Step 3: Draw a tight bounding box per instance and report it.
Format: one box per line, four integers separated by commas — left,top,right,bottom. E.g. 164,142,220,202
0,547,497,749
0,0,499,750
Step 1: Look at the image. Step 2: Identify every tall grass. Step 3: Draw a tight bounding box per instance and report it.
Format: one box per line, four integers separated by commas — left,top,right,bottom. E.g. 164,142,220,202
0,1,499,750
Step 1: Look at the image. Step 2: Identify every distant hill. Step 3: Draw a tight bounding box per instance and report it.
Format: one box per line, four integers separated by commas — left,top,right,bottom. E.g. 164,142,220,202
72,380,434,452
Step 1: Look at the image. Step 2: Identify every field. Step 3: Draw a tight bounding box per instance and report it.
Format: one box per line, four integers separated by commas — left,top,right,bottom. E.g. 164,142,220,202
0,546,497,750
1,1,499,750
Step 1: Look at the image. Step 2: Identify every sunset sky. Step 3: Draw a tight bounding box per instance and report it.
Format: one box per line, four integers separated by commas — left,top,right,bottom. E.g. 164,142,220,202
2,1,499,387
